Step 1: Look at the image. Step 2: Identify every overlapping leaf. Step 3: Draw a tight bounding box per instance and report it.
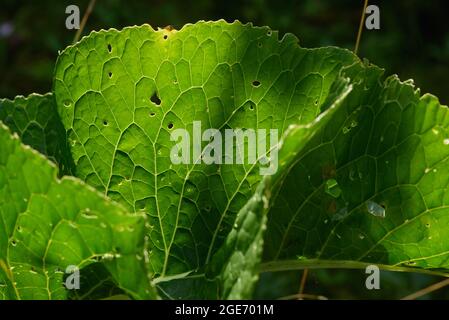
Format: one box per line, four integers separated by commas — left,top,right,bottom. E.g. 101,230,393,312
0,93,74,175
0,124,157,299
263,61,449,274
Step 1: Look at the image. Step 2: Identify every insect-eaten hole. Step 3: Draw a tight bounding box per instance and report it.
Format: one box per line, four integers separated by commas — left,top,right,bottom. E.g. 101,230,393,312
107,44,112,53
108,71,113,78
103,120,109,126
63,100,72,108
252,80,261,87
150,92,161,105
163,34,168,40
167,122,174,130
267,30,272,36
247,101,256,111
258,42,262,48
149,112,156,117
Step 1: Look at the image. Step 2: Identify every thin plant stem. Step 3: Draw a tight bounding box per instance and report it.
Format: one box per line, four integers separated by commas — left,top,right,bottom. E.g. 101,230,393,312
401,278,449,300
298,268,309,299
354,0,369,55
73,0,97,44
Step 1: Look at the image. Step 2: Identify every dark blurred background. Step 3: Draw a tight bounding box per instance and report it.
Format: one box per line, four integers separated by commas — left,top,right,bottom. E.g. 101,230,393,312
1,0,449,299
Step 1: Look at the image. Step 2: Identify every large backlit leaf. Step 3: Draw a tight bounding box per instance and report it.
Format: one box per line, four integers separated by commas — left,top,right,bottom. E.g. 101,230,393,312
53,20,356,286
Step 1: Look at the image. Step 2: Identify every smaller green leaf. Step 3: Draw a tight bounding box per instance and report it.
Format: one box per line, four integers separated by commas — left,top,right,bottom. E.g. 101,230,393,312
0,93,74,175
0,124,157,299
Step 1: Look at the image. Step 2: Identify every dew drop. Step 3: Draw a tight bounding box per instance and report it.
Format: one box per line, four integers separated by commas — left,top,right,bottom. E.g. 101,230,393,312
325,179,341,198
102,253,115,261
366,200,385,218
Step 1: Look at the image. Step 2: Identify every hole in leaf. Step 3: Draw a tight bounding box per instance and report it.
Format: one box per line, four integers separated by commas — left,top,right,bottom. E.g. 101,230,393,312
252,80,261,87
107,44,112,53
267,30,272,36
108,72,112,78
258,42,262,47
163,34,168,40
149,112,156,117
63,100,71,108
246,101,256,111
150,92,161,105
103,120,108,126
167,122,174,130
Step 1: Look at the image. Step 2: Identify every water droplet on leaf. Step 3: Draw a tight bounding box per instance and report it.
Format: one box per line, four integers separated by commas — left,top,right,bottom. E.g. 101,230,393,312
366,200,385,218
325,179,341,198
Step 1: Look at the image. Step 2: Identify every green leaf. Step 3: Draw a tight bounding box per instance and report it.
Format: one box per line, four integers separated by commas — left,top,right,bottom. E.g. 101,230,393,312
0,93,74,176
109,71,352,300
0,124,157,299
263,60,449,275
53,20,357,287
